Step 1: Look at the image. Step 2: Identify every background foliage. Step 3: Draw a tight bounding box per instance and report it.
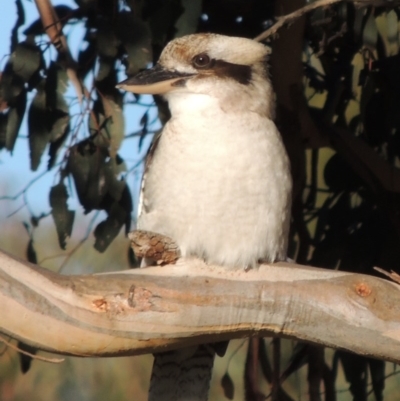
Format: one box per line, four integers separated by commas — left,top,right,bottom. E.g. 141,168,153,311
1,0,400,400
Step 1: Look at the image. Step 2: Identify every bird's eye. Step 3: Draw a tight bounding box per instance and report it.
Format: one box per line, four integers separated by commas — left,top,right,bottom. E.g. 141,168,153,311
192,53,213,69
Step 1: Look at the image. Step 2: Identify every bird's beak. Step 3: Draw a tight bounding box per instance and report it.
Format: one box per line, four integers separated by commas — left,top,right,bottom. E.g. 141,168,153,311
116,64,195,94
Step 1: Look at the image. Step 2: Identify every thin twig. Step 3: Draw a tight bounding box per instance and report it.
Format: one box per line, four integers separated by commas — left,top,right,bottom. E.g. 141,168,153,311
374,267,400,285
254,0,344,41
254,0,400,42
0,335,64,364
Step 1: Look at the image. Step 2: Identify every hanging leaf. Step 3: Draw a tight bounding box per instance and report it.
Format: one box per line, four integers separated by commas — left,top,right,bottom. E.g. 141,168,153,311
386,10,398,55
49,183,75,249
11,38,43,87
27,70,70,170
0,88,26,153
5,89,27,152
117,13,152,75
46,61,69,100
90,93,124,156
337,351,367,401
97,19,120,59
0,114,6,149
28,80,50,170
174,0,202,37
362,11,378,52
102,95,124,156
221,373,234,400
18,341,37,374
139,110,149,151
102,156,126,200
128,245,140,268
280,343,309,383
353,9,365,43
67,139,109,212
26,238,37,264
67,135,131,233
94,182,132,252
144,0,184,47
0,60,24,106
368,358,385,401
93,212,124,252
46,63,70,168
323,153,362,192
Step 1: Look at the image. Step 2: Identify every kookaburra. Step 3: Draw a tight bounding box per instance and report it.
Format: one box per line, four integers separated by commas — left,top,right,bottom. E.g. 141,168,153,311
117,33,292,401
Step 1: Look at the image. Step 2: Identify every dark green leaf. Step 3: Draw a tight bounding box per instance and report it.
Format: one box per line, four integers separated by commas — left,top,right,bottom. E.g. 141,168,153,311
280,343,309,382
50,183,75,249
144,0,184,47
0,61,24,105
6,89,27,152
28,80,50,170
67,139,109,212
27,68,70,170
26,238,37,264
353,9,365,42
97,20,120,58
128,245,140,268
46,61,69,100
386,10,398,46
94,202,128,252
221,373,234,400
139,111,149,151
117,13,152,75
324,153,362,192
337,351,367,401
18,341,37,374
11,38,42,85
368,359,385,401
363,11,378,51
93,215,123,252
89,94,124,155
360,74,376,128
174,0,202,37
47,125,69,170
0,113,7,149
94,181,132,252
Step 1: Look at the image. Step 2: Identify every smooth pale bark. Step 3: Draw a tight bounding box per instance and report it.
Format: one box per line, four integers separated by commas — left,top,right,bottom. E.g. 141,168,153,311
1,249,400,361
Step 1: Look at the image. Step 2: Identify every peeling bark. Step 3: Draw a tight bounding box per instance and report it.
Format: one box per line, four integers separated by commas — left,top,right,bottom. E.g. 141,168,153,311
0,250,400,362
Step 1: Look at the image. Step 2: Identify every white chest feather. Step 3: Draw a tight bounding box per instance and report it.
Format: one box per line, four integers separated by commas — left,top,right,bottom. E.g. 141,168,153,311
138,94,291,268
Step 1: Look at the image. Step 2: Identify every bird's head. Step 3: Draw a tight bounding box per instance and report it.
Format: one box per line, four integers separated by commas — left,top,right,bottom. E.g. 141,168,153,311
117,34,274,116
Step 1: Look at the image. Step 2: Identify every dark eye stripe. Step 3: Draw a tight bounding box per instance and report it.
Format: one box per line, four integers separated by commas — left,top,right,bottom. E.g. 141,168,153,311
191,55,253,86
212,59,252,85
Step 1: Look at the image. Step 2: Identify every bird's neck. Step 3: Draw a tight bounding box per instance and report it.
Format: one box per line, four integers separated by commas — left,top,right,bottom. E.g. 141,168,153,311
166,84,274,119
166,93,222,118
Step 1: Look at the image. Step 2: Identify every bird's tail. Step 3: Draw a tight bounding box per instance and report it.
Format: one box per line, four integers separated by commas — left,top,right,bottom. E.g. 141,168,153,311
148,345,215,401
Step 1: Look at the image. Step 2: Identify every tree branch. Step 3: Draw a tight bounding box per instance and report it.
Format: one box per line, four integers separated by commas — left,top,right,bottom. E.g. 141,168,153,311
254,0,400,42
1,250,400,362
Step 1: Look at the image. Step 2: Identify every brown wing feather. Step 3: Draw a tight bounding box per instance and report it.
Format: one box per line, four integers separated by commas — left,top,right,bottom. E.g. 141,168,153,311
138,130,162,218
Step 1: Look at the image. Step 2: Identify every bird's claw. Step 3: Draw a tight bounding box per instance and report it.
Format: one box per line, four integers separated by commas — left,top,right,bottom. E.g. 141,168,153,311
128,230,181,265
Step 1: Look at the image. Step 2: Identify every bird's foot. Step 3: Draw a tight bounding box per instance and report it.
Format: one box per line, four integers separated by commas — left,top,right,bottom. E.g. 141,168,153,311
128,230,181,265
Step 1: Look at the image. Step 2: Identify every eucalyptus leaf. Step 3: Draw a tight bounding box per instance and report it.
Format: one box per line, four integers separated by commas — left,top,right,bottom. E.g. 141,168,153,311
363,11,378,51
28,81,50,171
50,183,75,249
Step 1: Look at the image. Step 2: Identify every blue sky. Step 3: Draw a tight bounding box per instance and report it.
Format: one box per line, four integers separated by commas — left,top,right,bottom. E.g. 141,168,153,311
0,0,159,226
